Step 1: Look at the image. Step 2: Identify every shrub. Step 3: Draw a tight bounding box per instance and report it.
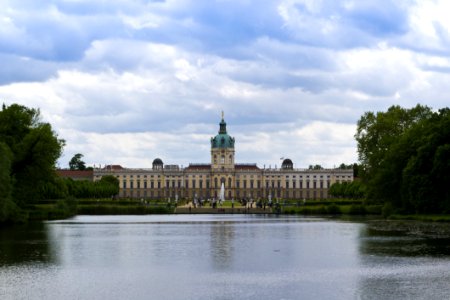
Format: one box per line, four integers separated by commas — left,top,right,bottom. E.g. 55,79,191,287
326,204,342,214
382,202,394,218
349,204,366,215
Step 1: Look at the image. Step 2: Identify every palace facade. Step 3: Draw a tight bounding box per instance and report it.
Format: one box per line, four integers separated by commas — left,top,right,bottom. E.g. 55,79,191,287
94,116,353,200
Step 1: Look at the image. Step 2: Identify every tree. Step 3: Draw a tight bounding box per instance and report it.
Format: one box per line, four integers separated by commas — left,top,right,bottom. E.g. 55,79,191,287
0,103,65,208
308,164,323,170
69,153,86,170
0,142,19,222
398,108,450,213
355,104,450,214
355,104,432,203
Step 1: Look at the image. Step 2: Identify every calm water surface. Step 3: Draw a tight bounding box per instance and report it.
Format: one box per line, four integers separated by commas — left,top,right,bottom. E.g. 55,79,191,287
1,215,450,299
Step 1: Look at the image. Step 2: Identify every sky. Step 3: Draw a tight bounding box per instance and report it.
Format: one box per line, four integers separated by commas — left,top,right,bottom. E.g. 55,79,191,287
1,0,450,169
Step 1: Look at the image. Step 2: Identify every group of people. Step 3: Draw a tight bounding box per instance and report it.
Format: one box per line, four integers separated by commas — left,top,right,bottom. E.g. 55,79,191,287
192,197,224,208
187,197,279,210
239,198,276,210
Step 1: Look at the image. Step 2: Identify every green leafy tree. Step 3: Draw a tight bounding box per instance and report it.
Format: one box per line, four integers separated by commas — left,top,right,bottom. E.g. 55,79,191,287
99,175,120,196
69,153,86,170
329,181,365,199
0,104,65,208
0,142,19,222
398,108,450,213
355,104,432,203
355,104,450,214
308,164,323,170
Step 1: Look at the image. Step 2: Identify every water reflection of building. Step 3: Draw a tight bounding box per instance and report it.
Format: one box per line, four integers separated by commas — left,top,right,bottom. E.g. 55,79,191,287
210,222,235,269
94,115,353,200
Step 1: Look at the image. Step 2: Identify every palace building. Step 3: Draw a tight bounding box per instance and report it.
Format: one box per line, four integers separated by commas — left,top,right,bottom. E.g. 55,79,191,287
94,115,353,200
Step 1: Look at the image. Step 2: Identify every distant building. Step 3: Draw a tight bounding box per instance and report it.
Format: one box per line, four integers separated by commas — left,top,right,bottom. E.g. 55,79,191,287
56,170,94,181
94,115,353,200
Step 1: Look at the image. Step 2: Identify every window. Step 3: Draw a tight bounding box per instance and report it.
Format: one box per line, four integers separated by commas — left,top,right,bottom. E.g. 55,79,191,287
221,155,225,164
144,181,147,188
151,181,154,189
199,180,203,189
123,180,126,189
228,178,232,188
286,181,289,189
192,180,196,189
214,155,217,164
157,181,161,188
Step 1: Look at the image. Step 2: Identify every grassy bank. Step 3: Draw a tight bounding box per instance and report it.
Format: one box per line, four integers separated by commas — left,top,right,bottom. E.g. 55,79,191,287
280,203,382,215
28,197,175,220
387,214,450,222
26,197,450,222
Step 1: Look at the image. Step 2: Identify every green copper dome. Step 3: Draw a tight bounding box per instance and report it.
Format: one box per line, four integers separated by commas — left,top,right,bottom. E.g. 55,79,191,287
211,117,235,148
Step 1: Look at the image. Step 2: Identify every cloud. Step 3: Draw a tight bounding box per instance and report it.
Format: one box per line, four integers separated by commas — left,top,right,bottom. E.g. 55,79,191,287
1,0,450,169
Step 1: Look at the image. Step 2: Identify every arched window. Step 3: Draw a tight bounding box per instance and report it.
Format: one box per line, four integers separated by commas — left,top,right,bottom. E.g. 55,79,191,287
229,154,232,164
214,155,217,164
214,177,218,188
221,155,225,164
228,178,232,188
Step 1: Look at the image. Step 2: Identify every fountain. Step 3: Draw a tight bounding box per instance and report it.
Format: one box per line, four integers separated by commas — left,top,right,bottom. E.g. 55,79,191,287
220,182,225,203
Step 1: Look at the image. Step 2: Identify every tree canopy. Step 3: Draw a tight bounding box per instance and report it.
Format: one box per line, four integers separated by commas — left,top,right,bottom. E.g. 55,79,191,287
308,164,323,170
69,153,86,170
0,103,65,221
355,104,450,214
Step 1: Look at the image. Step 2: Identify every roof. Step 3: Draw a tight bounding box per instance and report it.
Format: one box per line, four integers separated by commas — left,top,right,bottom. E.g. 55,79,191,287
152,158,163,165
185,164,211,170
281,158,293,169
103,165,124,170
211,118,235,149
235,164,260,170
56,170,93,179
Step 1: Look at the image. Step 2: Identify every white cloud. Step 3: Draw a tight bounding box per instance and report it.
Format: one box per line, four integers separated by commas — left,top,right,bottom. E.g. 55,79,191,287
1,0,449,170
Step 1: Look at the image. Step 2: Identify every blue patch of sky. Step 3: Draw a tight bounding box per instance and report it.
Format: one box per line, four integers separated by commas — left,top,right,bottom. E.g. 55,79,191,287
286,1,410,48
343,3,409,36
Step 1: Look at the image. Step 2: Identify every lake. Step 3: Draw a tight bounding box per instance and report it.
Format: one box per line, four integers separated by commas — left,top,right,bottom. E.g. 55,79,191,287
1,215,450,299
